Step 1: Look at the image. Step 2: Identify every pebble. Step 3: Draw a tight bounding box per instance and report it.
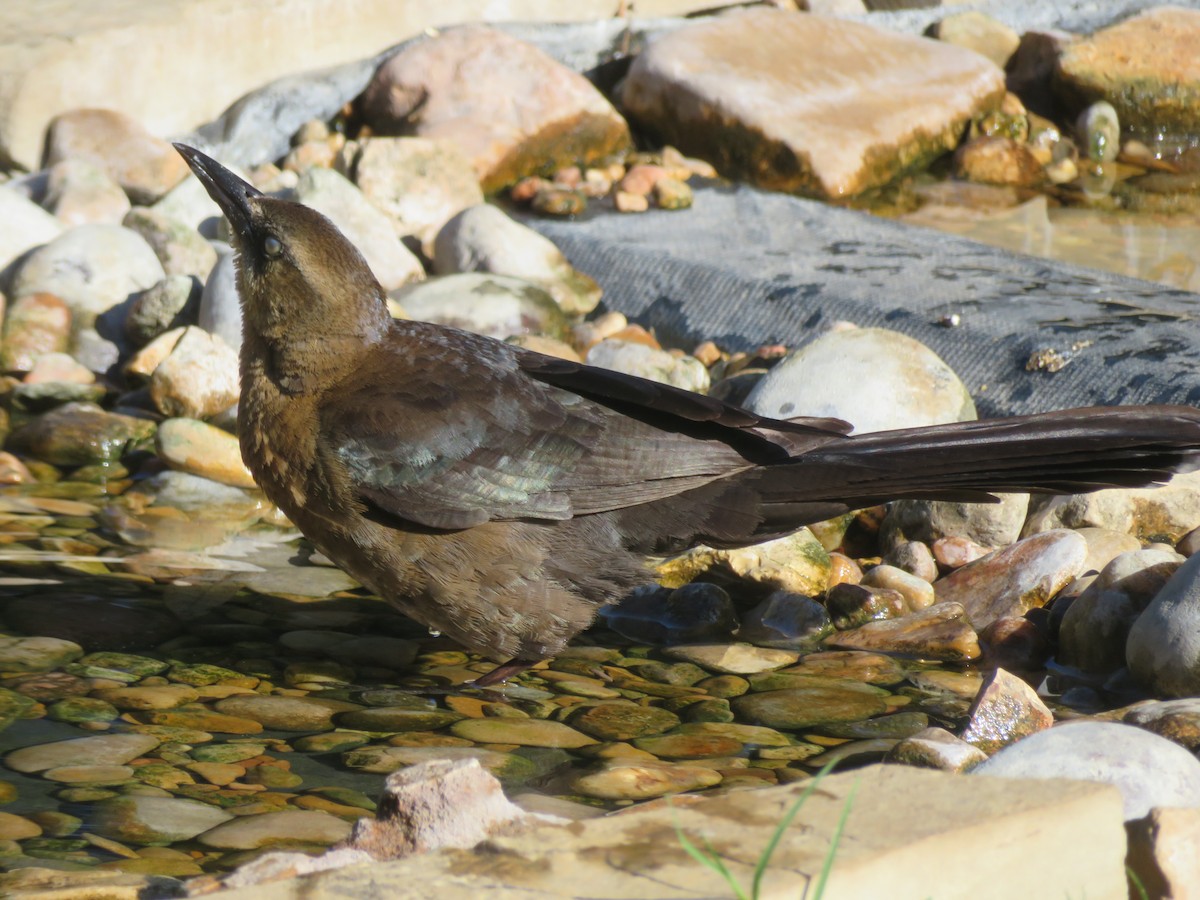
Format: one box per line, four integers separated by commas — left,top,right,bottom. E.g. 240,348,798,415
42,765,135,784
658,529,830,597
860,565,936,611
0,636,83,673
198,247,241,355
883,492,1029,551
392,273,570,342
601,582,737,645
662,643,799,675
736,591,833,649
122,208,218,281
959,667,1053,754
343,745,537,784
828,601,981,662
0,188,64,277
5,732,159,773
882,541,939,584
571,761,721,801
1123,699,1200,749
1128,550,1200,697
8,401,154,466
887,726,988,772
567,703,681,741
973,721,1200,821
586,339,710,393
213,694,362,732
144,326,240,419
154,418,258,488
89,794,233,845
449,718,596,749
0,812,41,841
44,158,131,226
0,292,72,372
731,680,889,730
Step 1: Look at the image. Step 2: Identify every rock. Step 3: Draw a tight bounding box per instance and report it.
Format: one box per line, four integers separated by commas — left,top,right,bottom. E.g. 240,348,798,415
0,636,83,673
662,643,799,675
745,327,975,432
973,721,1200,821
1077,527,1143,575
91,685,199,711
1128,551,1200,697
783,649,907,686
337,707,462,733
601,582,737,646
959,668,1053,755
0,187,63,279
730,680,889,730
347,759,544,858
433,204,601,315
954,137,1044,188
391,273,569,342
342,137,483,249
6,402,154,466
0,689,35,733
359,26,630,192
585,340,710,393
449,718,595,749
883,493,1030,552
736,591,833,650
213,695,361,732
620,8,1003,199
980,616,1050,672
287,166,423,292
5,732,159,773
934,530,1087,630
826,583,906,630
882,542,939,584
0,292,71,371
0,812,41,841
138,326,239,419
1024,469,1200,544
43,108,190,204
24,351,94,385
571,760,721,801
198,248,241,355
1124,699,1200,750
932,535,991,570
1058,549,1182,674
344,746,537,785
860,565,935,611
931,10,1020,69
567,703,680,742
43,158,131,226
1076,101,1120,163
122,208,218,281
658,529,830,596
828,601,981,662
123,275,202,347
888,726,988,772
198,808,351,851
1054,7,1200,144
1127,806,1200,900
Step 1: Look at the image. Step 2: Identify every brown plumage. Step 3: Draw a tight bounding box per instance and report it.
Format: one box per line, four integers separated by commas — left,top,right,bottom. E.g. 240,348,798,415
175,144,1200,685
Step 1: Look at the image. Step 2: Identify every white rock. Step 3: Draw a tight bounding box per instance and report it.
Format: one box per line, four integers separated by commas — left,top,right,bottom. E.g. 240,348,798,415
0,186,64,277
1128,550,1200,696
586,340,710,393
199,247,242,355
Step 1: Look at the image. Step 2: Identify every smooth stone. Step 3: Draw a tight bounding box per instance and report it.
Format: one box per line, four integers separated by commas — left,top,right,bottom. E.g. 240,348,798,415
1077,528,1145,575
122,209,218,282
92,795,234,845
802,738,899,769
973,721,1200,821
601,582,737,646
391,273,569,343
154,418,257,489
328,637,420,670
336,707,463,733
189,743,267,764
631,733,744,759
287,166,424,292
826,583,906,630
137,710,262,735
933,535,990,569
571,761,721,801
731,683,888,730
0,188,63,280
92,686,199,711
932,10,1020,68
0,689,35,732
344,137,483,248
860,565,935,611
9,224,164,319
816,711,930,740
42,765,134,785
566,703,681,742
883,541,940,584
0,292,71,371
883,493,1030,552
43,158,130,226
887,726,988,772
1128,551,1200,697
23,352,95,385
359,26,629,193
46,697,119,725
585,339,709,393
746,327,975,433
827,601,981,662
6,402,154,466
1058,549,1182,674
1124,699,1200,750
197,247,240,355
343,746,537,785
934,529,1087,630
781,650,907,685
0,636,83,673
954,136,1043,188
661,643,799,675
0,813,41,841
658,528,830,597
674,722,791,747
736,591,833,650
144,326,239,419
433,203,600,315
449,718,596,749
959,668,1053,755
214,695,362,732
5,733,159,773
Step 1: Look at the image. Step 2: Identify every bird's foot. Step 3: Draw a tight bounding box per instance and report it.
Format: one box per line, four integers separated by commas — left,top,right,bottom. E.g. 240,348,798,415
470,658,541,688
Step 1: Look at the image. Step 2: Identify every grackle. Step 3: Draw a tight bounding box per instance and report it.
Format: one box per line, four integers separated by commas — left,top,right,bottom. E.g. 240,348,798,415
176,143,1200,685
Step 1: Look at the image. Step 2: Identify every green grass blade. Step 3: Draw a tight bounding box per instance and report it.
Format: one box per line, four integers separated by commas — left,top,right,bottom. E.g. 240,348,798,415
751,760,840,900
811,775,859,900
672,804,751,900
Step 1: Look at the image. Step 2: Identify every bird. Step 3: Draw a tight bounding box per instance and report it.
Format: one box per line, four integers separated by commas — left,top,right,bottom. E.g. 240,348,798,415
175,143,1200,686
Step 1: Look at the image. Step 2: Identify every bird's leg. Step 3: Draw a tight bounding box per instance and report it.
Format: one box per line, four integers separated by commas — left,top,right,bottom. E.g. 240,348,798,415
470,658,541,688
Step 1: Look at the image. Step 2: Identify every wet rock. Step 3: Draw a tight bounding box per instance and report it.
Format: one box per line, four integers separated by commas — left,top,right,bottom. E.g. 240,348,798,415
954,137,1043,188
9,224,164,320
631,732,743,759
817,711,930,741
974,721,1200,821
6,732,159,773
7,402,153,466
621,8,1003,200
887,726,987,772
0,689,36,732
1124,699,1200,750
43,159,131,226
137,709,262,735
601,582,737,646
782,650,907,685
585,340,709,393
1059,549,1182,674
449,718,595,749
1128,551,1200,697
91,794,231,846
1076,101,1120,163
92,685,199,711
827,583,906,630
287,166,423,292
745,327,975,432
980,616,1050,672
344,745,537,785
433,204,600,316
932,535,990,570
44,109,190,204
931,10,1020,69
828,601,981,662
736,591,833,649
1024,469,1200,544
934,529,1087,630
328,636,419,670
213,695,361,732
883,541,939,584
731,679,889,730
23,351,94,386
658,529,830,597
0,812,41,841
47,696,119,726
571,760,721,801
0,293,71,372
342,137,483,249
959,668,1052,755
391,273,569,342
1076,527,1143,575
860,565,935,611
360,26,630,192
567,703,680,742
122,208,218,282
154,418,256,489
662,643,799,675
883,493,1029,552
0,636,83,673
0,188,63,279
335,706,460,734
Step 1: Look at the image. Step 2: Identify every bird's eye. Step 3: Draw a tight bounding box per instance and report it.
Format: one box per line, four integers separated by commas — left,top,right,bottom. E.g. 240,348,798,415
263,235,283,258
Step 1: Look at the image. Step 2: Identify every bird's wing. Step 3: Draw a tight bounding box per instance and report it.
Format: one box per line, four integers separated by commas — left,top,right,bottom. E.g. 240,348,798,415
321,329,848,530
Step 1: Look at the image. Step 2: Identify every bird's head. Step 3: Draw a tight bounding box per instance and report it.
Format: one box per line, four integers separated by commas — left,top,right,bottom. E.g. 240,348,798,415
174,144,390,355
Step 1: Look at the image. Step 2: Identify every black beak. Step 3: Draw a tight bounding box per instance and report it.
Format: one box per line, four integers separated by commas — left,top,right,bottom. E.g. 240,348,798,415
173,143,262,240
